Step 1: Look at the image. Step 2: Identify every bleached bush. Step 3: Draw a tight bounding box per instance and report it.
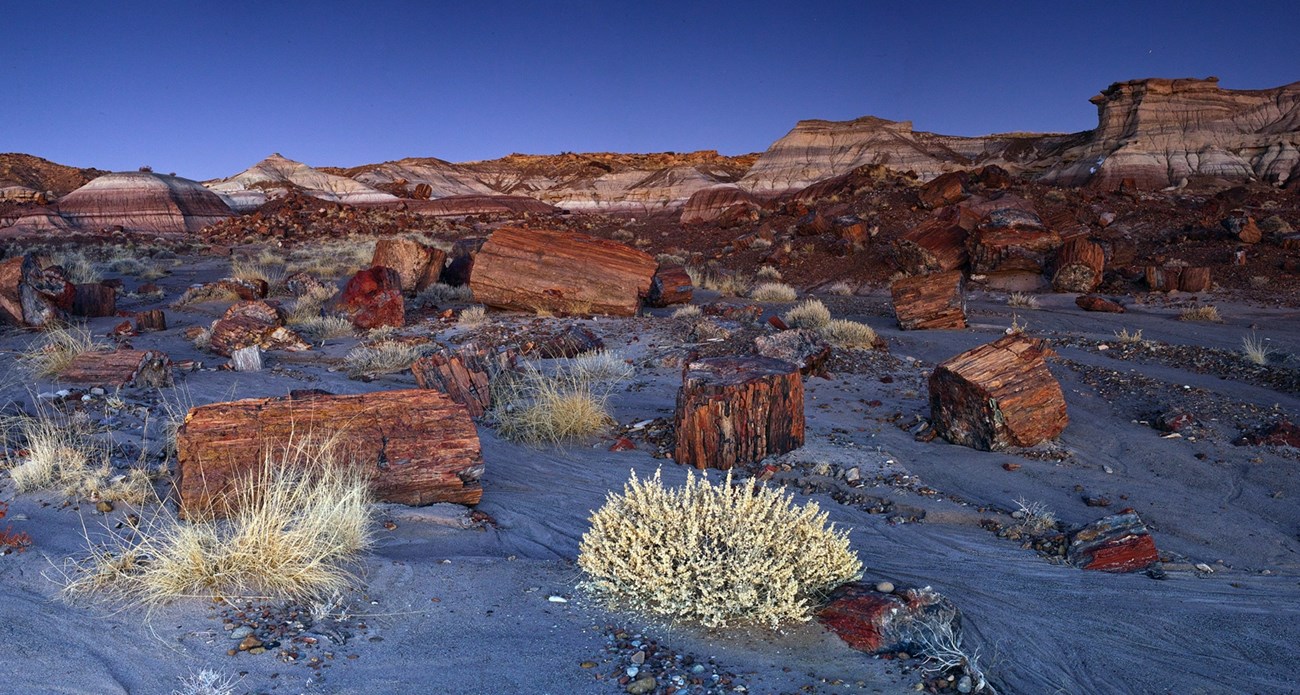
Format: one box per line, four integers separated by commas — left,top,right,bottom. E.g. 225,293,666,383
783,299,831,330
819,319,877,349
749,282,798,303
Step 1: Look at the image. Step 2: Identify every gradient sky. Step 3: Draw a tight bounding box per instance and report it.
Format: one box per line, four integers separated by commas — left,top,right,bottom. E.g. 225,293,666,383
3,1,1298,180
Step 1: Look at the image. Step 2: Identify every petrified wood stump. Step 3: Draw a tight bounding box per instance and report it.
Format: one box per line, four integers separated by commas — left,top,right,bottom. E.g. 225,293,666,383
928,334,1068,450
673,356,804,469
645,265,694,307
176,389,483,519
335,266,405,329
59,349,172,388
1177,267,1212,293
1144,265,1183,292
135,309,167,332
470,227,657,316
892,210,973,275
890,271,967,330
72,283,117,317
1050,237,1106,293
371,237,447,294
411,344,518,418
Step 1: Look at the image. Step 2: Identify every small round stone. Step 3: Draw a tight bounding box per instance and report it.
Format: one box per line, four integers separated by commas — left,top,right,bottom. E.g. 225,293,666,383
875,581,895,593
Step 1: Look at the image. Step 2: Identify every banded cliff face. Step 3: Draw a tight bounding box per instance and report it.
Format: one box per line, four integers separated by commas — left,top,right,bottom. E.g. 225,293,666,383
1038,77,1300,189
206,154,399,211
56,172,234,234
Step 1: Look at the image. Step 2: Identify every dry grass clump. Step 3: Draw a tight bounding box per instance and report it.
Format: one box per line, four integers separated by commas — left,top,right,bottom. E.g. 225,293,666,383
655,253,687,267
819,319,877,349
579,470,862,629
344,340,430,377
707,272,752,297
457,305,488,327
285,285,339,323
683,265,705,287
671,305,702,320
755,265,783,281
783,299,831,330
110,257,168,280
64,444,372,605
287,238,377,278
750,282,798,303
1241,333,1274,366
1011,497,1058,537
493,357,627,445
826,281,856,296
1007,292,1040,309
1113,327,1144,344
229,258,286,290
2,413,154,504
52,250,102,284
292,315,355,343
173,284,242,307
23,324,108,378
417,283,473,305
1178,304,1222,323
173,669,239,695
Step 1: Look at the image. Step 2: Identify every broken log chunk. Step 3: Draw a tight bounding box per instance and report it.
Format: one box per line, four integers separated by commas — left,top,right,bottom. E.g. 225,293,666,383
890,271,966,330
175,389,483,519
645,265,694,307
1144,265,1183,292
371,237,447,294
1075,295,1125,313
469,227,657,316
412,182,433,200
135,309,167,332
892,211,972,274
518,324,604,359
1067,511,1158,573
928,334,1068,451
673,356,805,470
1050,237,1106,293
59,349,171,388
916,171,968,210
208,301,309,357
1222,214,1262,244
0,254,67,327
1177,267,1212,293
816,584,959,655
334,266,405,329
754,329,831,375
967,208,1062,276
72,283,117,317
411,344,518,417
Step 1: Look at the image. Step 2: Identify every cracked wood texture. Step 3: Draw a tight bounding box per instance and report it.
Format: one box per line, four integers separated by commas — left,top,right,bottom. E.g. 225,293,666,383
411,344,517,418
176,389,483,519
645,265,693,307
60,349,171,388
371,237,447,294
469,227,657,316
1050,237,1106,293
673,356,804,469
891,206,977,275
928,334,1068,451
890,271,966,330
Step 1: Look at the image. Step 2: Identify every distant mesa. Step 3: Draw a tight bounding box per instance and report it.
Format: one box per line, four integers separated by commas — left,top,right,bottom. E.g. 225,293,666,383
55,171,234,234
205,153,399,212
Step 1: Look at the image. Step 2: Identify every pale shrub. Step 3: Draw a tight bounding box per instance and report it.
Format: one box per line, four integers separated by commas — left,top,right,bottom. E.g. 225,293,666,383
344,340,430,377
783,299,831,330
1241,333,1273,366
1007,292,1040,309
4,413,154,503
671,305,702,320
292,315,354,343
1178,305,1221,323
458,305,488,327
417,283,473,304
579,469,862,629
819,319,877,349
755,265,783,281
750,282,798,303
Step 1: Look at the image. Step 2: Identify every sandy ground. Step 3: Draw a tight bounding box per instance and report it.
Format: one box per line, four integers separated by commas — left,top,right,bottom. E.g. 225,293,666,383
2,255,1300,695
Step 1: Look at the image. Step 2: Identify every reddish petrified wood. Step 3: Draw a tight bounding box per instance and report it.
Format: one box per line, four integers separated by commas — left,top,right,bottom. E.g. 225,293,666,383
411,344,518,418
890,271,966,330
1067,511,1158,573
1222,214,1262,244
412,182,433,200
816,584,959,655
285,272,331,297
175,389,484,519
371,237,447,294
754,329,831,375
517,324,604,359
335,266,405,329
673,356,804,470
892,207,976,274
135,309,167,332
1177,267,1212,292
208,301,309,357
1234,419,1300,447
917,171,969,210
928,334,1068,451
1075,295,1125,313
645,266,694,307
1050,237,1106,293
0,254,68,327
1144,265,1184,292
967,208,1062,276
72,283,116,317
59,349,171,388
470,228,657,316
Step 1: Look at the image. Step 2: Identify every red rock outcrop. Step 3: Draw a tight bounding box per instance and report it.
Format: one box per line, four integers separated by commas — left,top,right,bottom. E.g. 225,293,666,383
57,172,234,234
679,185,765,224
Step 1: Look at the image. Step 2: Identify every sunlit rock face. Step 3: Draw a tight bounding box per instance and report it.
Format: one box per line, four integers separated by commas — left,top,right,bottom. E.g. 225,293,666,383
206,153,398,211
1038,77,1300,189
57,172,234,233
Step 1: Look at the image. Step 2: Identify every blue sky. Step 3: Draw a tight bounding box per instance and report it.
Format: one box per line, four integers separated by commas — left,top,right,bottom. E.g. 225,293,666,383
3,1,1297,179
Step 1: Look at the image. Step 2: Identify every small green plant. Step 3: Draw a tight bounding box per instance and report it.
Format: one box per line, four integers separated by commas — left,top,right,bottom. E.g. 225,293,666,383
579,469,861,629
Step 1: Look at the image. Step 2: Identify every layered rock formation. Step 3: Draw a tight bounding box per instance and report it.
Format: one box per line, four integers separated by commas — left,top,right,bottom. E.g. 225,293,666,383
56,172,235,234
1038,77,1300,189
0,153,106,197
206,153,398,211
324,157,498,199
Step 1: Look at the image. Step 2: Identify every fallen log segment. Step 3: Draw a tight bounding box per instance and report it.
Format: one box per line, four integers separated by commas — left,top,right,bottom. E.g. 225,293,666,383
59,349,172,388
1067,511,1158,573
891,208,974,275
135,309,167,332
0,253,70,327
1050,237,1106,293
967,208,1062,276
469,227,657,316
673,356,804,469
72,283,117,317
928,334,1068,451
371,237,447,294
208,301,309,357
890,271,966,330
176,389,484,519
645,265,694,307
411,344,518,417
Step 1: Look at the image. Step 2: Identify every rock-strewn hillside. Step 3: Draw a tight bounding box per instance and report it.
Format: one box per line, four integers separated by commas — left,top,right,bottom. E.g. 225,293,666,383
0,153,106,199
206,153,399,211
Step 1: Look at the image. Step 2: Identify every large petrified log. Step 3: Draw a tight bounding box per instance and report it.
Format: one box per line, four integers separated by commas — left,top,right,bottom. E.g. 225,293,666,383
890,271,966,330
1177,266,1212,292
176,389,483,519
72,283,117,317
59,349,171,388
645,265,694,307
673,356,804,469
916,171,968,210
469,227,657,316
334,266,405,329
967,208,1062,276
891,207,977,274
928,334,1068,450
411,344,518,417
0,254,70,327
1050,237,1106,293
371,237,447,294
208,300,309,357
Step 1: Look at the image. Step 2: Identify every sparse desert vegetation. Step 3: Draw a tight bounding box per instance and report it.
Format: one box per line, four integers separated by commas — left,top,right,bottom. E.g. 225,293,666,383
344,339,430,377
819,318,877,348
749,281,798,302
1007,292,1040,309
783,298,832,330
22,324,107,378
1178,304,1222,322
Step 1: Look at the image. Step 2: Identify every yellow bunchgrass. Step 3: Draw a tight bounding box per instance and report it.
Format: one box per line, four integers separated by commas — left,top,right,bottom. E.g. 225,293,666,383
493,356,629,445
783,299,831,330
23,324,108,378
344,340,430,378
1178,305,1222,323
3,412,155,503
579,469,862,629
749,281,798,303
819,318,877,349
